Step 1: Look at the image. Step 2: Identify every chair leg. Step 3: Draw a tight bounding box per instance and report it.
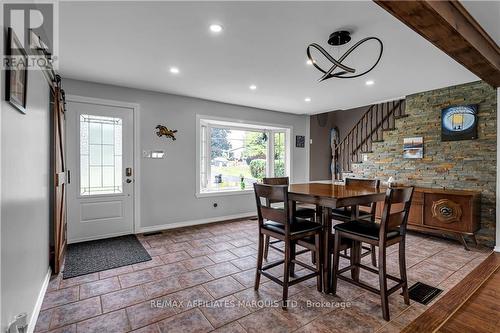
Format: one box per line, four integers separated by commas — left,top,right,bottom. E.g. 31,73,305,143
332,232,341,295
351,241,361,281
378,245,390,321
315,233,322,292
399,240,410,305
290,242,296,277
371,245,377,267
282,241,291,309
254,232,264,291
263,235,270,260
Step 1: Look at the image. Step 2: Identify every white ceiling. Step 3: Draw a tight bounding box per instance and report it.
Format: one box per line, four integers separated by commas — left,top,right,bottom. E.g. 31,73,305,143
59,1,479,114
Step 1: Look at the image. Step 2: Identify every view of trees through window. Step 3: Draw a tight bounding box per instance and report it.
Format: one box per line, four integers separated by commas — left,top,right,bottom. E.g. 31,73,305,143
207,127,286,191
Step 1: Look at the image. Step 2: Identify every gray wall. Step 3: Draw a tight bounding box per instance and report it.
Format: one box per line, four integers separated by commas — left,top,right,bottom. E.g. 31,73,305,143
63,79,309,229
309,106,367,180
1,47,51,330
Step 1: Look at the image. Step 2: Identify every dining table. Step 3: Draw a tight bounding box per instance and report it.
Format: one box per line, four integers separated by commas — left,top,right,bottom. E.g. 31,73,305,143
288,182,386,293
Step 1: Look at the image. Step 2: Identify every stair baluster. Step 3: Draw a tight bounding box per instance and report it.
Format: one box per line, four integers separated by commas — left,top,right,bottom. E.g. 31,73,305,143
333,99,405,178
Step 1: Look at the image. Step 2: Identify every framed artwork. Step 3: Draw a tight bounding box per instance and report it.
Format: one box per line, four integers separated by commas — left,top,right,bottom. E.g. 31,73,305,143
403,137,423,159
295,135,305,148
5,27,28,114
441,105,478,141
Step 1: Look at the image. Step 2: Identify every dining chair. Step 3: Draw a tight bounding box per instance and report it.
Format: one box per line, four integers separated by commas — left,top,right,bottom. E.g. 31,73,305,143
331,186,414,321
253,183,322,308
262,177,318,262
332,177,380,267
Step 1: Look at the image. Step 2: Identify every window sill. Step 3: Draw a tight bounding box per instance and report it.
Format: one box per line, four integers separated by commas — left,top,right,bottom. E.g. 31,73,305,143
196,188,254,198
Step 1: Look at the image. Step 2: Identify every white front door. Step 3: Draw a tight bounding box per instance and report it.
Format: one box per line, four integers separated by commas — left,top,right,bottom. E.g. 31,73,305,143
66,99,135,243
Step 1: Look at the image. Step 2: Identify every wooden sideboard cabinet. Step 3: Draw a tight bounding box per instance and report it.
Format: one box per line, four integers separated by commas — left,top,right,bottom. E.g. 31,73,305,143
375,187,480,250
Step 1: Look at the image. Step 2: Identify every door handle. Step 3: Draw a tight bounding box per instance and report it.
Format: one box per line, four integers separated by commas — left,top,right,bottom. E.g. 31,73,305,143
126,179,133,183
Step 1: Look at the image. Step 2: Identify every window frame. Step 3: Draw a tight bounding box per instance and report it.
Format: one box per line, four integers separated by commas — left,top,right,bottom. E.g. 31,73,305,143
196,115,292,197
79,113,125,197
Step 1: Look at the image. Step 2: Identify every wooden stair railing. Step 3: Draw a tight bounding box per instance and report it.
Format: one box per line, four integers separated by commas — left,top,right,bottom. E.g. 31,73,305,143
335,99,405,176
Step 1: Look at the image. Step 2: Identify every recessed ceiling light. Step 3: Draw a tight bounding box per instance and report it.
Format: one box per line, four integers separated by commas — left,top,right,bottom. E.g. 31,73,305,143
304,97,311,102
209,24,223,33
169,67,180,74
249,84,257,90
365,80,374,86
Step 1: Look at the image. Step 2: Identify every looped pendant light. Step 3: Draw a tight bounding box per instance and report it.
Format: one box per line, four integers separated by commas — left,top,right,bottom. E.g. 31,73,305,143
306,31,383,82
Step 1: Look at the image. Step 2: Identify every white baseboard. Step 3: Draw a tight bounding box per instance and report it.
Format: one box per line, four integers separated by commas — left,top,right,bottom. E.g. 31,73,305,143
494,246,500,253
139,212,256,234
68,230,133,244
29,267,51,333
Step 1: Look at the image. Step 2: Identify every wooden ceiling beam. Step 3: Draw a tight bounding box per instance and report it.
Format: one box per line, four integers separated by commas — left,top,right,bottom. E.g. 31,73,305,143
374,0,500,87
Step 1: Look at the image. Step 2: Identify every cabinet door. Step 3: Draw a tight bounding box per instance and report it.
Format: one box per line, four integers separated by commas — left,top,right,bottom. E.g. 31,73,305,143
375,192,423,225
424,193,472,233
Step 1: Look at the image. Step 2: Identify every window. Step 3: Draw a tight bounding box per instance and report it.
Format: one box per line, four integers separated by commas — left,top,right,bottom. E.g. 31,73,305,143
80,114,123,195
198,117,291,195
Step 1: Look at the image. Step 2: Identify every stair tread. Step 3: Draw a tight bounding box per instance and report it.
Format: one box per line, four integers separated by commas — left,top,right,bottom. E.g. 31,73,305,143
338,100,404,169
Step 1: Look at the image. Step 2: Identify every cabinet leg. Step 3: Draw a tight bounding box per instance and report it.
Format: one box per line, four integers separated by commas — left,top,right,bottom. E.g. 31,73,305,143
457,234,470,251
472,234,478,247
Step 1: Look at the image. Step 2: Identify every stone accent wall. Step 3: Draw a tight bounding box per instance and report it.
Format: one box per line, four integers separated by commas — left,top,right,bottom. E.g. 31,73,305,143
346,81,497,246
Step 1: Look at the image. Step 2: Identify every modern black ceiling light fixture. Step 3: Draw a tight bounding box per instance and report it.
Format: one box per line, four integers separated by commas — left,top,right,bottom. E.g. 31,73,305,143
306,30,383,82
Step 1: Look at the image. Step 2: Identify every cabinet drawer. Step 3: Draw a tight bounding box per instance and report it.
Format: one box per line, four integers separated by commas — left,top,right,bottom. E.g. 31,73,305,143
424,193,474,233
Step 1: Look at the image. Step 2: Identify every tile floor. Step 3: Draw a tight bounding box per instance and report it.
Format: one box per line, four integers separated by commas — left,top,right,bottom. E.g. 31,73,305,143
35,219,492,333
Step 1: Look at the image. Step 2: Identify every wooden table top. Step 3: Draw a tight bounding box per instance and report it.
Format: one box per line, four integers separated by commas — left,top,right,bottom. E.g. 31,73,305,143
288,183,386,208
289,182,384,199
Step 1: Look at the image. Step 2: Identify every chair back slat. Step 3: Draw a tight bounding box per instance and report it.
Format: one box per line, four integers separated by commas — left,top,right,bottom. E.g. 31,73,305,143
345,178,380,214
263,177,289,186
260,206,287,224
379,187,414,241
263,177,289,205
345,178,380,188
253,184,290,231
386,210,406,230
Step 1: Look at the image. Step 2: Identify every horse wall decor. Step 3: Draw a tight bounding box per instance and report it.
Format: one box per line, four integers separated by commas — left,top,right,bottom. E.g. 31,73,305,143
155,125,178,141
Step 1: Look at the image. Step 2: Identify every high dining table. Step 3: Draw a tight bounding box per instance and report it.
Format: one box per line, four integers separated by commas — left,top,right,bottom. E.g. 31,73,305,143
288,182,386,293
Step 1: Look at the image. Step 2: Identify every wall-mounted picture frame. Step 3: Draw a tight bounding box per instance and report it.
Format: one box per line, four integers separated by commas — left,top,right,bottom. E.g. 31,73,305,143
295,135,305,148
5,27,28,114
441,105,478,141
403,137,423,159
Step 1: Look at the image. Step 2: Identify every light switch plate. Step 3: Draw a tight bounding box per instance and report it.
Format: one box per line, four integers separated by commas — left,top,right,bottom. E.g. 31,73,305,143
143,150,166,159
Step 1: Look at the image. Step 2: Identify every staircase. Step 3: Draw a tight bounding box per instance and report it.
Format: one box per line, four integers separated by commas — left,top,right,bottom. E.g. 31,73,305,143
335,99,406,176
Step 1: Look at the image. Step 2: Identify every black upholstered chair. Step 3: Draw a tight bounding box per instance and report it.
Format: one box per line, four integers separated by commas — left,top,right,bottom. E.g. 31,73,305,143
332,177,380,267
253,183,322,308
262,177,318,261
332,186,414,321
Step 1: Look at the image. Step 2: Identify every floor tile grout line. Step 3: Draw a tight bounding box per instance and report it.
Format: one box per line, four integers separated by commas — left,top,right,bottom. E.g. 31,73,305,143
38,220,481,333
